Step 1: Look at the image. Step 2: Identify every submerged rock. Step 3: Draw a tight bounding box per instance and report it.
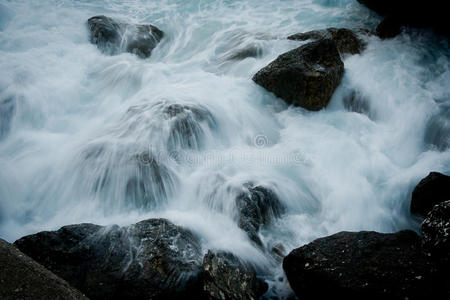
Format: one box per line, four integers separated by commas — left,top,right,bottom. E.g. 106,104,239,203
252,39,344,111
201,250,268,300
343,90,373,118
125,101,216,150
0,95,15,140
0,238,86,300
87,15,164,58
14,219,203,300
425,104,450,151
283,230,440,300
422,200,450,265
288,28,365,55
410,172,450,217
235,184,285,248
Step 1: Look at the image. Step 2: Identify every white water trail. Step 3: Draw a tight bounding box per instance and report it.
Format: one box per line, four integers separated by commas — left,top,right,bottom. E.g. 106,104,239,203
1,0,450,297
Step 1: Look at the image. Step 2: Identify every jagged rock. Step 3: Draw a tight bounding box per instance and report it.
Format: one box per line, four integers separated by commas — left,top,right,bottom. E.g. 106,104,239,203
288,28,365,55
411,172,450,217
0,238,86,300
283,230,442,300
14,219,203,300
235,185,285,248
253,39,344,111
201,250,268,300
87,15,164,58
422,200,450,265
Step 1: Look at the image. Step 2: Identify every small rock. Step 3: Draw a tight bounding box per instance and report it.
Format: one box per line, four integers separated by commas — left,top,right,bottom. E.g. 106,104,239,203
235,184,285,248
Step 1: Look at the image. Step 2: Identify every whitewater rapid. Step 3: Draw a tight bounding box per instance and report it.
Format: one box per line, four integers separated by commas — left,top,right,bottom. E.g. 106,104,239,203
1,0,450,297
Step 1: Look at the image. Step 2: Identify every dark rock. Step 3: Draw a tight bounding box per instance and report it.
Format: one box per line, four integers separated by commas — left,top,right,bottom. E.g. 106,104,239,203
0,95,15,140
87,15,164,58
283,230,441,300
411,172,450,217
235,184,285,247
357,0,450,38
201,250,268,300
422,200,450,265
376,17,402,39
14,219,203,300
288,28,365,55
253,39,344,111
0,238,86,300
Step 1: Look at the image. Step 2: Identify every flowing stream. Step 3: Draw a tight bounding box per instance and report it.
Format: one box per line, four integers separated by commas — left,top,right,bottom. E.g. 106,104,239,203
1,0,450,297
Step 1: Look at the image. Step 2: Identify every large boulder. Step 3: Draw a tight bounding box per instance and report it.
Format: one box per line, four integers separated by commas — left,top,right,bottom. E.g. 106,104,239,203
252,39,344,111
288,28,365,55
201,250,268,300
422,200,450,265
14,219,203,300
0,238,86,300
410,172,450,217
283,230,442,300
357,0,449,38
87,15,164,58
235,184,285,248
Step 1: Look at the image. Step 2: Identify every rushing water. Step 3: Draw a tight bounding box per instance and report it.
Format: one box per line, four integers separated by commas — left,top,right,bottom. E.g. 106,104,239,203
1,0,450,297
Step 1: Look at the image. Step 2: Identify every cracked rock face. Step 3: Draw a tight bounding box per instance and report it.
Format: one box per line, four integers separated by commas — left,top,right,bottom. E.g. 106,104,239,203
14,219,202,300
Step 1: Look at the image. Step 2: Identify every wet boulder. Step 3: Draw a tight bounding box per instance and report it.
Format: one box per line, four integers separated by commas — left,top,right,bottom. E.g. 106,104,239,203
410,172,450,217
252,39,344,111
288,28,365,55
87,15,164,58
283,230,440,300
14,219,203,300
422,200,450,265
0,238,86,300
201,250,268,300
235,184,285,248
